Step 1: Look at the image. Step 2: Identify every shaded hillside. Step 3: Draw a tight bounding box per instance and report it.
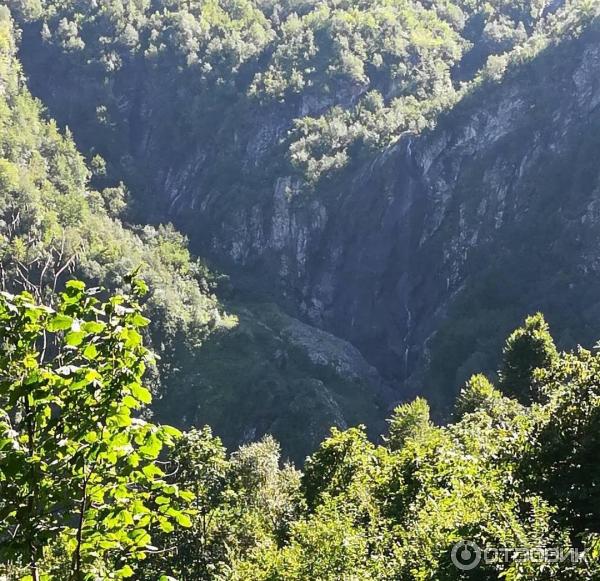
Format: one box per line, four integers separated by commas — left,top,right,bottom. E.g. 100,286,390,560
156,301,392,461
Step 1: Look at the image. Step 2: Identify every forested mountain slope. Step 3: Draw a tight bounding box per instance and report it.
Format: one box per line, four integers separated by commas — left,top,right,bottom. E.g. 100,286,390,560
0,5,230,407
6,0,600,440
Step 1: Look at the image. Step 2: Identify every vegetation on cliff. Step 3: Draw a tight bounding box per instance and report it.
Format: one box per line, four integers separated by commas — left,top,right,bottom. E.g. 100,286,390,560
11,0,597,193
0,6,237,409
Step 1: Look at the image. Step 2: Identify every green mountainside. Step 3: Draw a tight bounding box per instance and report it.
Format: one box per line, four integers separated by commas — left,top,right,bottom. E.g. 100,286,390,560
156,300,391,460
0,5,231,403
11,0,574,201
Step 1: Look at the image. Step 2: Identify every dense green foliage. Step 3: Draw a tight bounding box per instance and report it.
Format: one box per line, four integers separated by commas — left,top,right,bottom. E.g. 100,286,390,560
498,313,558,404
0,279,192,579
152,314,600,580
102,313,600,579
140,428,304,580
1,289,600,578
12,0,597,193
0,7,225,329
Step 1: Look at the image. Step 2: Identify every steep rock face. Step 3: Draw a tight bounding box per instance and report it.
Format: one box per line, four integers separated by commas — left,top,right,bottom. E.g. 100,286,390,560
18,19,600,412
168,28,600,406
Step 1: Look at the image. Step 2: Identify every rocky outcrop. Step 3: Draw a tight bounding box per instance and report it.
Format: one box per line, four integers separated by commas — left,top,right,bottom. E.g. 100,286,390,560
155,302,391,462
